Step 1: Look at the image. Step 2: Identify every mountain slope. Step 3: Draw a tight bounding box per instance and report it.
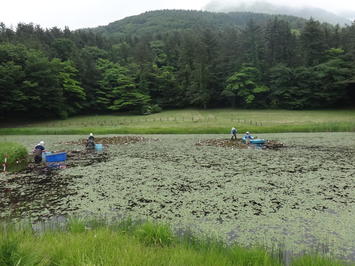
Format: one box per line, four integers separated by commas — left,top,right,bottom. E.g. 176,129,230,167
90,9,307,38
204,0,351,25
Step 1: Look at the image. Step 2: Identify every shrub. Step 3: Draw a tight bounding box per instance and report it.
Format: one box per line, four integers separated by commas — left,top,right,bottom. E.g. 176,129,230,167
0,142,28,172
150,104,162,114
58,110,69,120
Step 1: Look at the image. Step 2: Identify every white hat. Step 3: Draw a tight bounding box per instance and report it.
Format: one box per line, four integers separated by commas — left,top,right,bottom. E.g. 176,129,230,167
246,132,249,134
39,141,44,145
90,133,93,136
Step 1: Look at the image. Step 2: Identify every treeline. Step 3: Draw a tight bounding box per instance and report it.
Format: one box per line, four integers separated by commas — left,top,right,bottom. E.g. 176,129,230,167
1,10,355,119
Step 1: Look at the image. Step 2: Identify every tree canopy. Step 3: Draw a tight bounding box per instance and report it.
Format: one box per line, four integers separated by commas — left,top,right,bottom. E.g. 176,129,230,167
1,10,355,119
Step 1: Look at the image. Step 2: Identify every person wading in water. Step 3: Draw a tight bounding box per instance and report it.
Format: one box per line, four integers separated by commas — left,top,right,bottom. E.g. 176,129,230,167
86,133,95,151
33,141,45,163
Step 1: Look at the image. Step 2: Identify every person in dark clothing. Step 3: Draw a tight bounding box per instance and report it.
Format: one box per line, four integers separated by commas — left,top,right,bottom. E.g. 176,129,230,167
88,133,94,141
33,141,45,163
86,133,95,151
230,127,238,140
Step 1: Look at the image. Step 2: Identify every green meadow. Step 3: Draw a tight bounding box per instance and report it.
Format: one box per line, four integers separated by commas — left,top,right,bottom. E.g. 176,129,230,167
1,109,355,134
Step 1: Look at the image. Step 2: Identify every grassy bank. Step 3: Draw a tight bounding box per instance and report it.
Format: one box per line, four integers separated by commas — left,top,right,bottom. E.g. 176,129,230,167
1,109,354,134
0,142,27,171
0,220,345,266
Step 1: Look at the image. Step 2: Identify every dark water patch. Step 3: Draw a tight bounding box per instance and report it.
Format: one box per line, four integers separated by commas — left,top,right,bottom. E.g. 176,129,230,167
0,150,110,221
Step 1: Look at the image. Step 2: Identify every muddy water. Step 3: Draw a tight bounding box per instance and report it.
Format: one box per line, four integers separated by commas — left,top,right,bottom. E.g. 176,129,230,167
0,133,354,262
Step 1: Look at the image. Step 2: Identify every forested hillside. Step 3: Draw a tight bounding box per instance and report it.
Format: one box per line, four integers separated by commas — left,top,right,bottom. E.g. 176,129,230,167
92,10,307,38
1,10,355,120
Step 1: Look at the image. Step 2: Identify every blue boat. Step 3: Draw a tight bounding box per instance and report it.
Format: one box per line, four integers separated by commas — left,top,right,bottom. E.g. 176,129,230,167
242,137,266,146
250,139,266,144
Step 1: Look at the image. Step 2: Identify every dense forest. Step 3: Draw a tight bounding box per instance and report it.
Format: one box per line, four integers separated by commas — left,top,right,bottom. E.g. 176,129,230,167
1,10,355,119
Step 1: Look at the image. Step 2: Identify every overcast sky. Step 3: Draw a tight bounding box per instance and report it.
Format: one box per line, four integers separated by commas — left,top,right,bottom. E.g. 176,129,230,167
1,0,354,30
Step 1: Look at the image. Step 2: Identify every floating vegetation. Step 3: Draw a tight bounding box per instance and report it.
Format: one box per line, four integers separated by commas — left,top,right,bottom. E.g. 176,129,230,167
196,138,248,149
0,133,354,262
195,138,284,150
0,149,109,220
63,136,158,146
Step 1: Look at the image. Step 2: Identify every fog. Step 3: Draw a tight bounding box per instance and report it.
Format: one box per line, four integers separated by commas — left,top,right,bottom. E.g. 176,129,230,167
0,0,353,29
0,0,208,30
204,0,355,14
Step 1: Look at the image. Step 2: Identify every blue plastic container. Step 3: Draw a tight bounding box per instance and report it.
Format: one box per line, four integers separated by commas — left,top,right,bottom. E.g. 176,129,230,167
250,139,266,145
242,136,255,144
95,144,103,151
42,152,52,161
45,152,67,162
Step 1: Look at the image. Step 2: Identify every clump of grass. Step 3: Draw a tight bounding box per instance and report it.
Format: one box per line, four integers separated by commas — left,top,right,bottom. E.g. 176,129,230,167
67,218,86,233
0,224,38,265
291,254,345,266
134,221,174,247
0,142,28,171
0,238,21,265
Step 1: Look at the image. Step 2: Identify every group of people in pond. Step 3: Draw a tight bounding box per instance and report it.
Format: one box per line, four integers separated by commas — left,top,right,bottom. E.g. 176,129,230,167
230,127,254,143
33,133,96,164
33,129,253,163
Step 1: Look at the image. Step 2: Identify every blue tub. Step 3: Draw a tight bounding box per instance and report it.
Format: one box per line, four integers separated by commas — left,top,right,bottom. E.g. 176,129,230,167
45,152,67,162
42,152,52,161
250,139,266,145
95,144,103,151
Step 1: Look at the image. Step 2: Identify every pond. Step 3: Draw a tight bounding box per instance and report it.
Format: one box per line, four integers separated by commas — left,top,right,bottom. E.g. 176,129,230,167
1,133,354,262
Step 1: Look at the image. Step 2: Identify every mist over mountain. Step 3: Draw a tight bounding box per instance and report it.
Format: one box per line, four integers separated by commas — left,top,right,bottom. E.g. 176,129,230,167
204,0,352,25
338,10,355,21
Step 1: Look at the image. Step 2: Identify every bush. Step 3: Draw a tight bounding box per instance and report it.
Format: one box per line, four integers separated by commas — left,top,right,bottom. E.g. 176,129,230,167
150,104,162,114
58,110,69,120
139,104,162,115
0,142,28,171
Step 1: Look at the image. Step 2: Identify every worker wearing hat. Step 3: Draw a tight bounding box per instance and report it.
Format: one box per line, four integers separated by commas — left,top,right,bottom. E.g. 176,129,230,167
86,133,95,151
88,133,94,141
230,127,238,140
244,131,254,144
33,141,45,163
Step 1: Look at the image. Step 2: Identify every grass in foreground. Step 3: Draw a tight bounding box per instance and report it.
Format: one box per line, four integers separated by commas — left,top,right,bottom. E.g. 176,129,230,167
0,219,347,266
1,109,355,134
0,142,28,171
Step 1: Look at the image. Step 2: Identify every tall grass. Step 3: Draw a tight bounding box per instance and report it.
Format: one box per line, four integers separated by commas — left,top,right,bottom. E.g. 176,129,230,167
0,219,348,266
0,142,28,171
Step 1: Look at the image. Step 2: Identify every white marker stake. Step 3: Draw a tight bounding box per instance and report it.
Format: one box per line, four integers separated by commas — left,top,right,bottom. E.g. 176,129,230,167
3,156,7,172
